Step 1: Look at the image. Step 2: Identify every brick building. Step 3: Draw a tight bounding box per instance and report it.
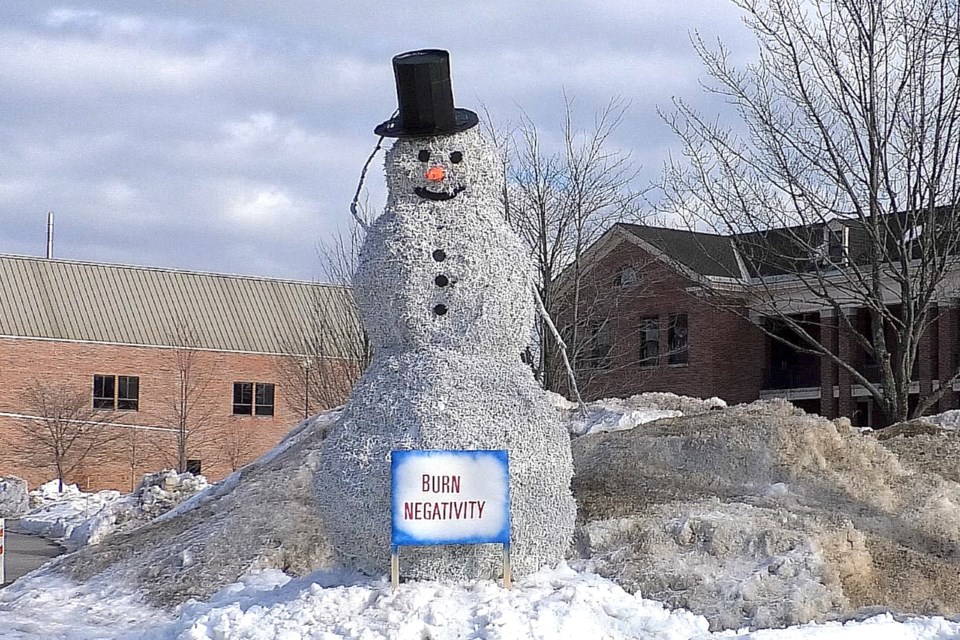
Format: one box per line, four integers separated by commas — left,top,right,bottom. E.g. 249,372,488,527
0,254,357,491
559,222,960,427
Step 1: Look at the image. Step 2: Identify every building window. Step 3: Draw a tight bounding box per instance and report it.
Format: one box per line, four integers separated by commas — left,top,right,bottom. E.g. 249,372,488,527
117,376,140,411
255,382,275,416
589,323,612,369
639,317,659,366
615,265,638,287
233,382,275,416
186,459,202,475
93,375,115,409
93,374,139,411
668,313,689,364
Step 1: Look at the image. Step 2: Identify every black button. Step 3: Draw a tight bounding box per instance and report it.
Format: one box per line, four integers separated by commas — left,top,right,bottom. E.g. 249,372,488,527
432,249,446,261
433,304,448,316
435,274,449,287
418,150,430,162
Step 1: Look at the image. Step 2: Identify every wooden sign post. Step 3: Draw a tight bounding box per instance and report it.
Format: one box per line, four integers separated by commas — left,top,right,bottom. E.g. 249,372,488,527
391,450,511,589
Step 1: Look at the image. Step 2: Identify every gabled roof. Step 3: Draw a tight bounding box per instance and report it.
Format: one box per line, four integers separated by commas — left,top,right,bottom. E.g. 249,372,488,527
0,254,354,357
619,224,743,279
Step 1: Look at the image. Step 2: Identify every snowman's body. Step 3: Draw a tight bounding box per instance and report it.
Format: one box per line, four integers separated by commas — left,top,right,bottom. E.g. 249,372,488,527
315,128,575,580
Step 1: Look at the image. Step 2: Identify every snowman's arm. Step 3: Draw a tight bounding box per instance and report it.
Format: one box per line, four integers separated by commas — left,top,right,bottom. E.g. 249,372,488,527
349,135,387,232
532,284,586,411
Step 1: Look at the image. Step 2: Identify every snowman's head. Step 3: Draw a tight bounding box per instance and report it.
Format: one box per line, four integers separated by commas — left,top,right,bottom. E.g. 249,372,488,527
384,127,502,207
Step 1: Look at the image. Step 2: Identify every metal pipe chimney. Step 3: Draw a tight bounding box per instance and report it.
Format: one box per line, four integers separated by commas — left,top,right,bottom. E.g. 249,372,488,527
46,212,54,259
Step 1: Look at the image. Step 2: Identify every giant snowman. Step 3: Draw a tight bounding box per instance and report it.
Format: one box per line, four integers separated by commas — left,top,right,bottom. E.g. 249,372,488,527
315,49,576,581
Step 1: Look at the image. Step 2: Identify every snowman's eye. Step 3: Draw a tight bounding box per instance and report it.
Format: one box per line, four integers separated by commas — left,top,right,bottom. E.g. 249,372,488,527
450,151,463,164
418,150,430,162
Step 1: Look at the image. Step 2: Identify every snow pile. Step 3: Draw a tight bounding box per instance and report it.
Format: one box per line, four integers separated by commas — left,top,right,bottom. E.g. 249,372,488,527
570,399,681,436
18,482,123,544
573,398,960,630
7,397,959,636
0,475,29,518
16,472,208,551
565,392,724,436
925,409,960,430
61,411,341,606
28,479,85,508
141,563,710,640
63,470,209,550
5,560,960,638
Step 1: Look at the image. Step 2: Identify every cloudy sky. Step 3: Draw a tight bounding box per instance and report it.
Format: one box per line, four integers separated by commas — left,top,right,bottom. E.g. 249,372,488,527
1,2,756,282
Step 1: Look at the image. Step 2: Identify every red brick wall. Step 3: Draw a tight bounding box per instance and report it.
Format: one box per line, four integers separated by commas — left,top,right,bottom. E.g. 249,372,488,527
556,239,765,404
0,337,354,491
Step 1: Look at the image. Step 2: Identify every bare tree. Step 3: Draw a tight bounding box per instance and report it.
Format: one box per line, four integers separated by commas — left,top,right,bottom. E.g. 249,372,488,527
153,325,217,473
218,423,258,472
276,204,373,417
505,96,645,390
122,425,144,492
660,0,960,425
13,381,119,492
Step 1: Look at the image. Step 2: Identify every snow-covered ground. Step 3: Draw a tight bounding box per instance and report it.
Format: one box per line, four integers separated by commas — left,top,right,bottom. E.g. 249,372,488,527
3,399,960,639
3,561,959,639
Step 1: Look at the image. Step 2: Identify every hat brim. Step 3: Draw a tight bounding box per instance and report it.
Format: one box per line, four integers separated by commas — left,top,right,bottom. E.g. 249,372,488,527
374,108,479,138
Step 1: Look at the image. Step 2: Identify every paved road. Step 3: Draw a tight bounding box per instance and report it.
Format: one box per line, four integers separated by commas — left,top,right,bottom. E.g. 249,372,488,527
1,521,65,587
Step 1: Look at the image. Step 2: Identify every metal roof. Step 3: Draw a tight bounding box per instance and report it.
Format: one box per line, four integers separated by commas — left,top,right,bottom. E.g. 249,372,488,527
0,254,356,357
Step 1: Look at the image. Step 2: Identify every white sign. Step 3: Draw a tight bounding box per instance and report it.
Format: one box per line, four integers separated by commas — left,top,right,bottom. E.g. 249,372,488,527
391,449,510,546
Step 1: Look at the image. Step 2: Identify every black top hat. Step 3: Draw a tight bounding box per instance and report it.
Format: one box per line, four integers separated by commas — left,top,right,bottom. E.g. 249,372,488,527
374,49,479,138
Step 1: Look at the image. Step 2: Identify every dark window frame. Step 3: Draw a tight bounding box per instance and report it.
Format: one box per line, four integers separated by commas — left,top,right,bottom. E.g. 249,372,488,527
668,313,689,365
639,316,660,366
233,381,275,416
589,323,613,369
93,374,115,410
254,382,275,416
233,382,253,415
117,375,140,411
93,374,141,411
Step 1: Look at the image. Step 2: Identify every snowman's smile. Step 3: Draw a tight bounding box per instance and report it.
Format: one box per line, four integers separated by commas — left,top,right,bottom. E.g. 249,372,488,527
415,185,465,201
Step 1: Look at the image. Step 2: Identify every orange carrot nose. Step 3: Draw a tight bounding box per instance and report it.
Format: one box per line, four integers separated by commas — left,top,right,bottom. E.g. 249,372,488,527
425,166,445,182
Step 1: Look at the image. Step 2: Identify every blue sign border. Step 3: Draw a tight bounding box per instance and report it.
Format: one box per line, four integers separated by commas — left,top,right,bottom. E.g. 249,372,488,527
391,449,510,546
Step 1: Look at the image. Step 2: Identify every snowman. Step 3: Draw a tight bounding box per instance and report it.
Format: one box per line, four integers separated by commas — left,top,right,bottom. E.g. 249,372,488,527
315,49,575,581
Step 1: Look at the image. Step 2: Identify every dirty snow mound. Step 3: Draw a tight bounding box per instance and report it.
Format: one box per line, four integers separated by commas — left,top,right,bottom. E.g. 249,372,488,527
572,399,960,629
58,411,340,606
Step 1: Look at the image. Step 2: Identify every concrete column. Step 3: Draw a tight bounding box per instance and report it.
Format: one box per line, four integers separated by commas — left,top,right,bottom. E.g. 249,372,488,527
820,310,838,419
938,300,959,412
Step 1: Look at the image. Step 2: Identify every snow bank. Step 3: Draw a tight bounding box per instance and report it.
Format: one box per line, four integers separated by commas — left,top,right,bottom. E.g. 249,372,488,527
141,563,710,640
18,484,123,544
0,476,29,518
562,391,725,436
573,398,960,630
12,396,960,636
17,472,208,550
4,560,960,639
61,411,341,606
925,409,960,430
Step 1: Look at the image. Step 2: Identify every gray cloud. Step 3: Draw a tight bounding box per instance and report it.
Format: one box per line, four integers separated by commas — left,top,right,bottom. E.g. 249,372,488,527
0,1,755,280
